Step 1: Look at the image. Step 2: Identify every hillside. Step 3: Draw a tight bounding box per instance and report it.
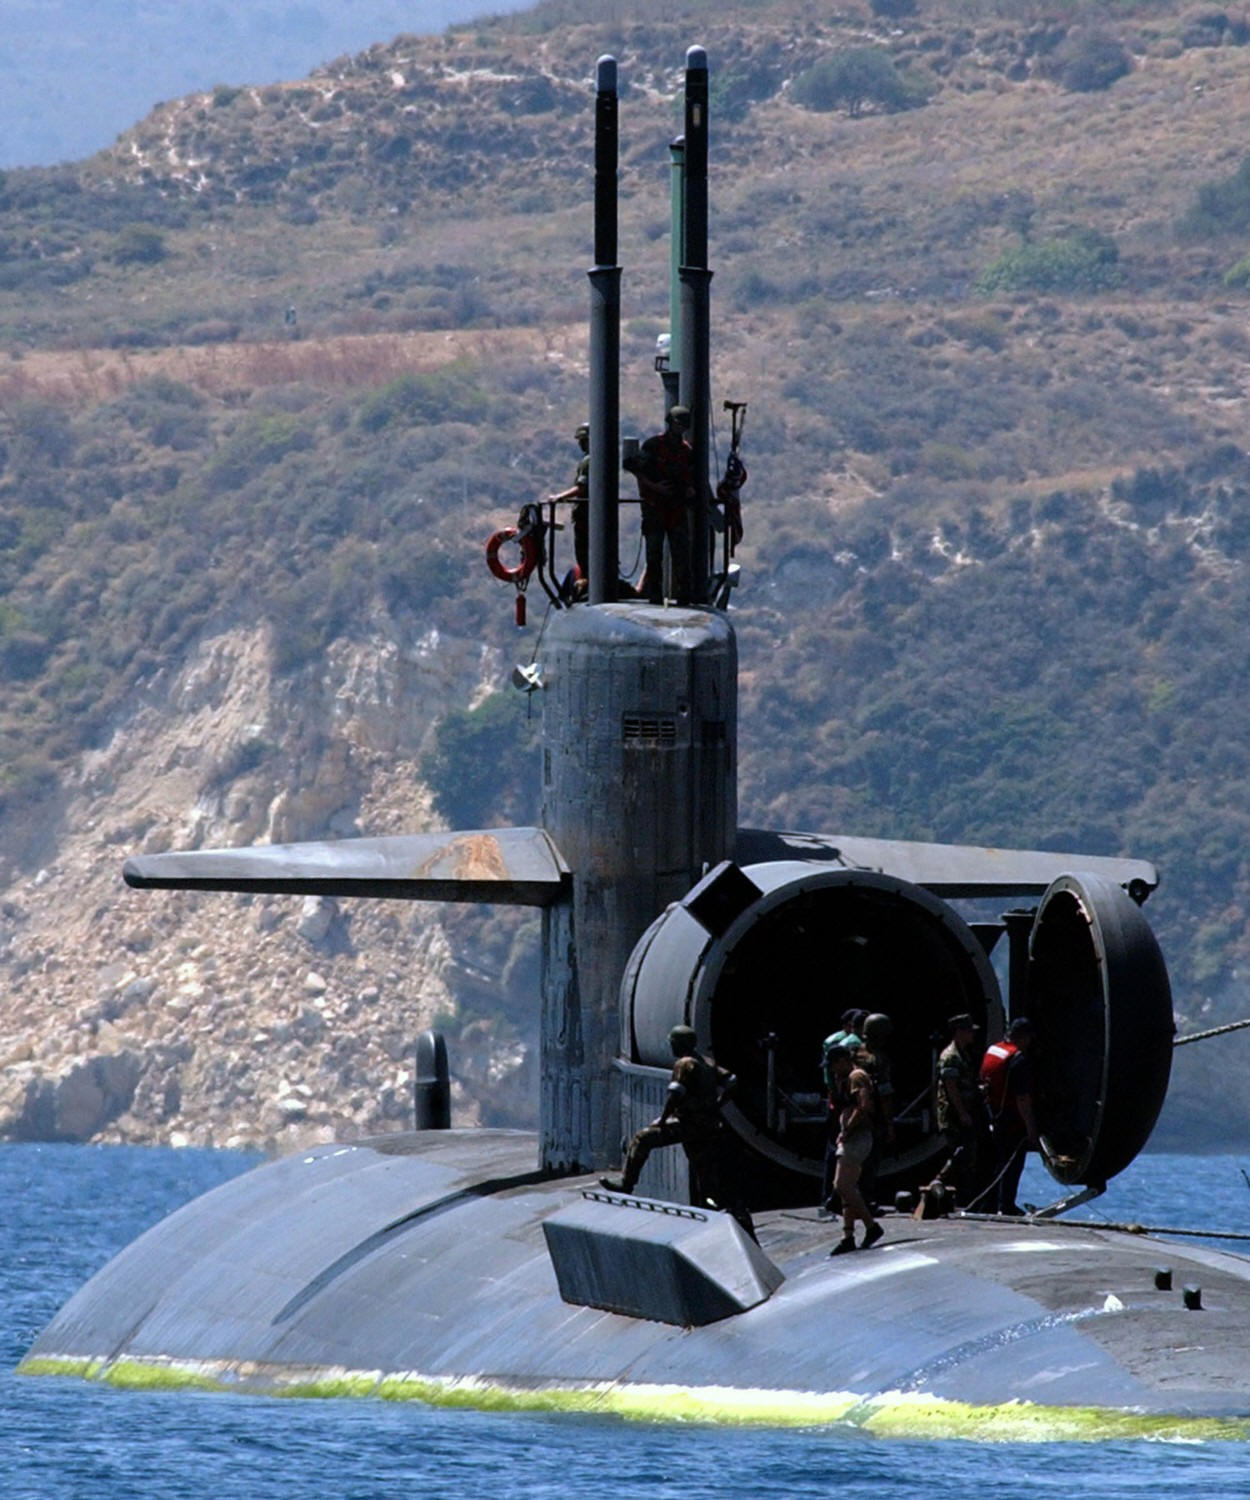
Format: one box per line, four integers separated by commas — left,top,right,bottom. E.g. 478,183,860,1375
3,0,1250,1149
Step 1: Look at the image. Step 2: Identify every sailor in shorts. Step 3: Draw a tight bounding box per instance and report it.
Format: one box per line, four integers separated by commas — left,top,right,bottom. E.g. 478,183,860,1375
825,1044,885,1255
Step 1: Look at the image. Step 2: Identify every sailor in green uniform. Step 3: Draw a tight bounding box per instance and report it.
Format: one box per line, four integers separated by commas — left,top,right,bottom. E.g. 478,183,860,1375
601,1024,755,1238
854,1012,895,1209
936,1013,988,1206
547,421,591,587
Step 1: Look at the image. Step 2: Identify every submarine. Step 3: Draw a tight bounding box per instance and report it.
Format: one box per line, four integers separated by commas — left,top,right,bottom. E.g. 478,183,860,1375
22,50,1250,1439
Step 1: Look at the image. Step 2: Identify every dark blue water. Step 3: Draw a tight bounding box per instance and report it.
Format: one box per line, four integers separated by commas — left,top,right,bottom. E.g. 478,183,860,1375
5,1145,1250,1499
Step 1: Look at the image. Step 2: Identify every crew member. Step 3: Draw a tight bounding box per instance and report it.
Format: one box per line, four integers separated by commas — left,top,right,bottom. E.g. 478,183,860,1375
855,1012,896,1209
623,404,695,605
600,1024,755,1238
547,421,591,590
980,1016,1040,1216
822,1009,867,1091
820,1008,867,1213
937,1013,988,1206
825,1044,885,1255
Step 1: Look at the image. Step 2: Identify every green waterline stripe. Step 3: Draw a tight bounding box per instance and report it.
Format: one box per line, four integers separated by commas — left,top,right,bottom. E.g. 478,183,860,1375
17,1354,1250,1442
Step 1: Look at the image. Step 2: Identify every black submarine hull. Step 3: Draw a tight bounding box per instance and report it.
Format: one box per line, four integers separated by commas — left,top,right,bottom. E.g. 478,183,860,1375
22,1130,1250,1437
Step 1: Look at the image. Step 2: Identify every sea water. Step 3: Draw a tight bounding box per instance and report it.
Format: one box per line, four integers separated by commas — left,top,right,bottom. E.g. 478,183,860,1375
4,1143,1250,1499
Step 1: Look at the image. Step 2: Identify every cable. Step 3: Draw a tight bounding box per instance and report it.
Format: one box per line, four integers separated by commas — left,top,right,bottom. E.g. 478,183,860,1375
964,1141,1026,1213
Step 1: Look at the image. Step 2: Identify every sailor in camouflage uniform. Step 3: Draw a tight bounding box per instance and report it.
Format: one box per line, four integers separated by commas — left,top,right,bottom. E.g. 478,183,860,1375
937,1013,988,1206
601,1024,755,1238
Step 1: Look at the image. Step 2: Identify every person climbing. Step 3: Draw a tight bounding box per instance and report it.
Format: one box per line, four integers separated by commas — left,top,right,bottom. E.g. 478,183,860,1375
600,1023,755,1238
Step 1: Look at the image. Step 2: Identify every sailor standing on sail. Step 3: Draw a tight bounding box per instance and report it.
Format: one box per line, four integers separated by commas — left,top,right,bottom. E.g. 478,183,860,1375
547,420,591,590
623,404,696,605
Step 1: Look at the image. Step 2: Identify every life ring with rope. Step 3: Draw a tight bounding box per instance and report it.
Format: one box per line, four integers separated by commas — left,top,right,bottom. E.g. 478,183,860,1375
485,526,539,584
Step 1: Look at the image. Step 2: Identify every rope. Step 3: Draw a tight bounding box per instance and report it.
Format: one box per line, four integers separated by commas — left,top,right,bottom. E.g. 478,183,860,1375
963,1141,1026,1213
1015,1216,1250,1243
530,595,555,663
1174,1016,1250,1046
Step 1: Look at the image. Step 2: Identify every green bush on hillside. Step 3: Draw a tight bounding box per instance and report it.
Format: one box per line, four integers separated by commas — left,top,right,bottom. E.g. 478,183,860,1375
357,363,484,432
791,47,924,118
8,400,75,469
419,691,539,829
1180,8,1250,48
1182,157,1250,239
113,377,210,451
1049,30,1132,92
710,56,784,123
0,751,59,815
110,224,168,265
204,413,314,494
976,229,1122,294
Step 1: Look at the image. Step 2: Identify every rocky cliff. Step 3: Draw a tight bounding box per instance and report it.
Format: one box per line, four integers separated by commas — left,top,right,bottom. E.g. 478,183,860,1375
0,619,539,1150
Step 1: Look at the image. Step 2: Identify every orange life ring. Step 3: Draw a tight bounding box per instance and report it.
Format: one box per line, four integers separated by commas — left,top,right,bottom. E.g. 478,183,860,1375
486,527,539,584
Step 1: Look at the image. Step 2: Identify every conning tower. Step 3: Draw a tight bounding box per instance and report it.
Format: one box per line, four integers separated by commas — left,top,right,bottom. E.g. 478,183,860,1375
539,605,735,1170
536,49,734,1172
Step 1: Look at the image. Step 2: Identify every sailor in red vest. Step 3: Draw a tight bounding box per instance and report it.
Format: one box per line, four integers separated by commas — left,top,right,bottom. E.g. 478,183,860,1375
979,1016,1040,1216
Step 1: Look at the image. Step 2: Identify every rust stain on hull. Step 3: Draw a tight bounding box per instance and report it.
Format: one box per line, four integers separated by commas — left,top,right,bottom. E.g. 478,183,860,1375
415,834,512,884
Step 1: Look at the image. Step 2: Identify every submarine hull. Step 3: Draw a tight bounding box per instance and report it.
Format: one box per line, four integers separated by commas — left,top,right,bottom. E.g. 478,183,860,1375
23,1131,1250,1434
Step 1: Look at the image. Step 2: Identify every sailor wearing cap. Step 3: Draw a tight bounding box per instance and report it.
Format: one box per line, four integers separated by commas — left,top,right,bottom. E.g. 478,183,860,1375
546,421,592,588
937,1013,988,1206
600,1022,755,1238
623,405,695,604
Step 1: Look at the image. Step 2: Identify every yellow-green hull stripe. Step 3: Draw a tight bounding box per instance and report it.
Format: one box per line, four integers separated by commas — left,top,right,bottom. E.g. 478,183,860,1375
18,1354,1250,1441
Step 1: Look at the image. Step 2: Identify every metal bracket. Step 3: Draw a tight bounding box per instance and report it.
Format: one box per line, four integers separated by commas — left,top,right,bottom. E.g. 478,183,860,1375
1031,1182,1106,1219
582,1189,708,1221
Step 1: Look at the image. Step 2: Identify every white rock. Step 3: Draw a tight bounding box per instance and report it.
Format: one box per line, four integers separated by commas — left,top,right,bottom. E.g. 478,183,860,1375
296,896,336,946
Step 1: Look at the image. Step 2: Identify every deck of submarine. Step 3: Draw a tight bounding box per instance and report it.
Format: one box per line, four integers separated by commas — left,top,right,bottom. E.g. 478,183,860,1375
25,1129,1250,1419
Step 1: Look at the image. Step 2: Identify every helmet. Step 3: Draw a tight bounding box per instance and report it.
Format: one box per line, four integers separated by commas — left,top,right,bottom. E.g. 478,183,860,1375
667,405,691,427
668,1024,697,1055
574,422,589,441
862,1013,894,1047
